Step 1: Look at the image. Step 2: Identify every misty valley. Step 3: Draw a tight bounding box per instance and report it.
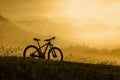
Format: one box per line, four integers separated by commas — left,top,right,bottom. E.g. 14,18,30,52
0,14,120,65
1,40,120,65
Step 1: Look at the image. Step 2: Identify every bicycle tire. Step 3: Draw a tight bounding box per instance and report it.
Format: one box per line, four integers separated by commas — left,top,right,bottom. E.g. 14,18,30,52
23,45,40,58
48,47,63,61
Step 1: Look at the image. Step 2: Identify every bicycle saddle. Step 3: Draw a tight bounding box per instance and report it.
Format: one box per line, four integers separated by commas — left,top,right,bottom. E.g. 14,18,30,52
44,36,55,41
33,38,40,41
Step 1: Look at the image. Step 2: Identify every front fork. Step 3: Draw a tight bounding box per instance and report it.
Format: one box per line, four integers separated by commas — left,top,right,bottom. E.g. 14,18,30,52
50,44,57,57
52,50,57,57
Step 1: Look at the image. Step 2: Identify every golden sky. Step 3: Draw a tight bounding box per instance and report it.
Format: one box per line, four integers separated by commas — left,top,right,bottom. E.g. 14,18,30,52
1,0,120,48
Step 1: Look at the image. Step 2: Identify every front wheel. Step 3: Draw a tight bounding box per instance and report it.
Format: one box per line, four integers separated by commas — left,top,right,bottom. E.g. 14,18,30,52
48,47,63,61
23,45,40,59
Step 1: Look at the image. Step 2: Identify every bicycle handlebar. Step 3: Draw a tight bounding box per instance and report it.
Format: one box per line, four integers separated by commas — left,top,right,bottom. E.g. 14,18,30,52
33,36,55,42
44,36,56,42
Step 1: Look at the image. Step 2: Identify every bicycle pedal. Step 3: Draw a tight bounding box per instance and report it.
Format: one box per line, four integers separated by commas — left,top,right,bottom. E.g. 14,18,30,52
30,54,35,57
40,54,45,58
53,55,57,57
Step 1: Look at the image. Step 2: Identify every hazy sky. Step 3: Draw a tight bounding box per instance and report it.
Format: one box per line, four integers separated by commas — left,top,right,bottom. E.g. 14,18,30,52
1,0,120,25
0,0,61,17
1,0,120,48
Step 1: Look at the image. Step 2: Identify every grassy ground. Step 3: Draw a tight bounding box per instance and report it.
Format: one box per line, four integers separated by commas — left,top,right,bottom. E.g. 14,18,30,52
1,57,120,80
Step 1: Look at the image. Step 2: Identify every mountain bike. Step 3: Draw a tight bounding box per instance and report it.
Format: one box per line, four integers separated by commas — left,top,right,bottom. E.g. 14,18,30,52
23,36,63,61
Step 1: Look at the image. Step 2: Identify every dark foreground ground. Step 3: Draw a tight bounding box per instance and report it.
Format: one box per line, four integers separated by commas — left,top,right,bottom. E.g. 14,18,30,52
0,57,120,80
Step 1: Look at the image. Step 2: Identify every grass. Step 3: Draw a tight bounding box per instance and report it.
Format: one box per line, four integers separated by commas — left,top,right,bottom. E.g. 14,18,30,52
1,57,120,80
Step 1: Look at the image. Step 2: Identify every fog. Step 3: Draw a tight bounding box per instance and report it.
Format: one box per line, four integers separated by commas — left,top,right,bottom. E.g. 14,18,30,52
1,0,120,64
1,0,120,48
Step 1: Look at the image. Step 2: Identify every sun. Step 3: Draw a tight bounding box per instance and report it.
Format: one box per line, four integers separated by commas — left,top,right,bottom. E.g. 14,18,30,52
55,0,95,20
53,0,114,26
56,0,87,20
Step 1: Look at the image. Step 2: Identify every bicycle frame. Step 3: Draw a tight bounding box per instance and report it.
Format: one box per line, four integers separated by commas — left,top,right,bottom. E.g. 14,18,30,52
36,41,53,55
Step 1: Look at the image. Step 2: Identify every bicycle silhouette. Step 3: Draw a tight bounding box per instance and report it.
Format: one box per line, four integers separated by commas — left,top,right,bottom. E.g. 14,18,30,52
23,36,63,61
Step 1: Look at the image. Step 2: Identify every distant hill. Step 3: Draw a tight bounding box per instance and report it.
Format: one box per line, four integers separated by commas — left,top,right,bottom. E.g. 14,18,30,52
8,17,75,48
0,15,9,22
0,15,74,48
13,17,75,39
0,15,35,40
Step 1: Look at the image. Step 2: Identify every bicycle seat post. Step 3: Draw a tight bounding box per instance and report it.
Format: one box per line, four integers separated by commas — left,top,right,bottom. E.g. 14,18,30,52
33,38,41,48
36,41,40,49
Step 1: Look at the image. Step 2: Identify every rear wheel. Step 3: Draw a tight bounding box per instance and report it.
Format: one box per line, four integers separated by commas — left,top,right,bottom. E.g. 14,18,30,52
48,47,63,61
23,45,40,59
